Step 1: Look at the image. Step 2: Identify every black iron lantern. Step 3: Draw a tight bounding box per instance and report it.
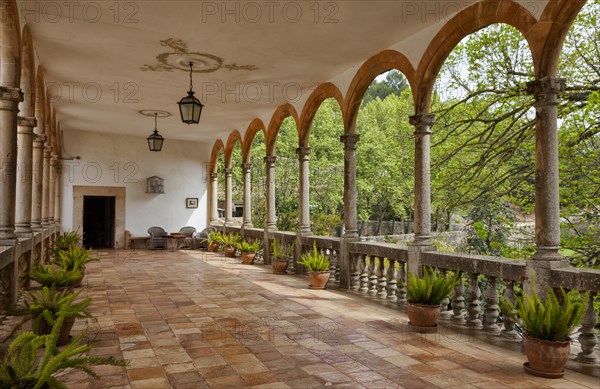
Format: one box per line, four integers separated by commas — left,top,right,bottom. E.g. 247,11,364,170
147,113,164,152
178,62,204,124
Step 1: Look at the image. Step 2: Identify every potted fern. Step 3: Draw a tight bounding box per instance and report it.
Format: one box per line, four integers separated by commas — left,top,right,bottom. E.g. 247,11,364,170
51,230,82,260
29,264,84,290
237,240,260,264
271,239,294,274
0,313,128,388
501,284,588,378
221,232,241,257
297,243,331,289
406,267,459,332
208,231,223,252
23,287,92,346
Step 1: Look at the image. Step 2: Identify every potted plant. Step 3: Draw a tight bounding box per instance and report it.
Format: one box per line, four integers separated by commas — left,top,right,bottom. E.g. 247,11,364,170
29,264,84,290
237,240,260,264
406,267,459,332
53,247,98,285
297,243,331,289
0,313,128,388
208,231,223,252
271,239,294,274
22,287,92,346
501,284,588,378
51,230,82,260
221,232,241,258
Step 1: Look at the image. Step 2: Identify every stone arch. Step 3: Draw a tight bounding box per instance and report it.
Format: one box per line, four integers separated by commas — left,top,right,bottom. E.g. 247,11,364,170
209,139,224,173
34,67,46,136
533,0,587,78
242,118,267,163
298,82,344,147
0,0,22,88
19,25,35,117
414,0,537,112
266,103,300,156
224,130,242,168
344,50,416,133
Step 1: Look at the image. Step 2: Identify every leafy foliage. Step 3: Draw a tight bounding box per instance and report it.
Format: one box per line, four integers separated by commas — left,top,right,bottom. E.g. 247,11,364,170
51,230,82,260
271,239,294,259
29,265,84,289
501,285,588,341
53,247,97,272
221,232,241,247
208,231,223,245
237,240,260,253
298,243,330,272
407,267,459,306
24,287,92,334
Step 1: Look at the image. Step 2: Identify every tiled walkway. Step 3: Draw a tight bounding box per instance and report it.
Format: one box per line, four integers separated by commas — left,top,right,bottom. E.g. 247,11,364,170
54,249,598,388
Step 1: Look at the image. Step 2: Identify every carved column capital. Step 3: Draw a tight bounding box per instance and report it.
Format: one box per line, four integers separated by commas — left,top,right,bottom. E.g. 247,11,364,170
264,155,277,165
340,133,360,150
526,77,566,97
241,163,252,173
224,168,233,176
17,116,37,130
209,172,218,181
409,113,435,135
33,134,46,148
296,147,311,160
0,86,23,103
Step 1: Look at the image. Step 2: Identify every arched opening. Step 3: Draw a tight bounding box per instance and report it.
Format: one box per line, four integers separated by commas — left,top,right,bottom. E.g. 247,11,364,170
273,117,299,231
248,131,266,228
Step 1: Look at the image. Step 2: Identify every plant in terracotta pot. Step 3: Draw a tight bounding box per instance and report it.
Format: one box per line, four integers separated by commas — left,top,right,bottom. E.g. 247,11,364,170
22,287,93,346
271,239,294,274
297,243,331,289
406,267,459,332
237,240,260,264
501,284,588,378
52,247,98,286
221,232,241,257
51,230,82,260
208,231,223,252
0,313,128,388
29,264,85,290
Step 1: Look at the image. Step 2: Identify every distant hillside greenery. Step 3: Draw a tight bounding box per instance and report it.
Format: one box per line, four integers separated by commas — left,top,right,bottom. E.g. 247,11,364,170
220,1,599,268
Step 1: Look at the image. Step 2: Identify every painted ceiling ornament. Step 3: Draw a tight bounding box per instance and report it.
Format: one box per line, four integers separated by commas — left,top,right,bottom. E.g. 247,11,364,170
141,38,258,73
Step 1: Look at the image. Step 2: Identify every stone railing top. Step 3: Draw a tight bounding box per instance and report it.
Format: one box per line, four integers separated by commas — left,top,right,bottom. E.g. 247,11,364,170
241,227,263,238
422,251,527,281
550,267,600,292
300,235,340,250
348,241,408,260
270,231,296,244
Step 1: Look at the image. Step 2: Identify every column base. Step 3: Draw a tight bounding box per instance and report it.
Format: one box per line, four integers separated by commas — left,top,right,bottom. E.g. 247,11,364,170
298,226,312,235
15,224,33,235
342,230,358,238
242,222,254,229
532,246,563,261
412,234,434,247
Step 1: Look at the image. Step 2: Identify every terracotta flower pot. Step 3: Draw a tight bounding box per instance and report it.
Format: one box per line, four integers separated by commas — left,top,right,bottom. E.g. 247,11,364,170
407,302,440,327
241,252,256,265
223,246,236,257
308,271,330,289
272,258,289,274
523,335,571,377
208,243,219,252
36,316,76,346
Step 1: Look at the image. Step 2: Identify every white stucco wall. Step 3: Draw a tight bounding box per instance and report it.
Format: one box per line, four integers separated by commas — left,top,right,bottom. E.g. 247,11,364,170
60,129,211,238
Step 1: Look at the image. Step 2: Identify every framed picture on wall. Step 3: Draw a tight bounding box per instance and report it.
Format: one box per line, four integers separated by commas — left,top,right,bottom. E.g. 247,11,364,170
186,198,198,208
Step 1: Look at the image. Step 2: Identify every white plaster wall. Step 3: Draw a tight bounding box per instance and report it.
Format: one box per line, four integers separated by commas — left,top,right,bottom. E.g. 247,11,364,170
61,129,211,237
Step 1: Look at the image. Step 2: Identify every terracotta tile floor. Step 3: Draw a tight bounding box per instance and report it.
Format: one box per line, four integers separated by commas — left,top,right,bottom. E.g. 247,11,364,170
52,249,600,388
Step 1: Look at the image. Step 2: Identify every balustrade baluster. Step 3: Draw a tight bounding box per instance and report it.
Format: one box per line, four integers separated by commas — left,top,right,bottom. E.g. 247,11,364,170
351,253,361,291
439,269,452,321
451,272,466,325
576,291,598,363
466,273,482,329
387,259,398,302
334,251,341,285
501,280,519,340
377,257,387,299
369,257,378,295
483,276,500,334
396,262,407,307
360,255,369,294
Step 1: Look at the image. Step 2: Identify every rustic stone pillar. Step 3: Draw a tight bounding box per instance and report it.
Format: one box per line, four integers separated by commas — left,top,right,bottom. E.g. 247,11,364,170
224,168,233,226
0,87,23,245
31,135,45,231
410,113,435,246
209,172,218,225
265,155,277,231
54,162,61,224
15,116,36,235
241,163,253,228
41,146,51,226
48,154,57,224
340,134,360,237
527,78,565,261
297,147,311,234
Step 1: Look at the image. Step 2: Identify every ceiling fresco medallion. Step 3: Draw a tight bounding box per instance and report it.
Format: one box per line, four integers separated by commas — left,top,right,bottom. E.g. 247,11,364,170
140,38,258,73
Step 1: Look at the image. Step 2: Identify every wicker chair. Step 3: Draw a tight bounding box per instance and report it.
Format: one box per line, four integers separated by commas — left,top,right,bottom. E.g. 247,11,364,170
178,226,197,249
147,226,168,249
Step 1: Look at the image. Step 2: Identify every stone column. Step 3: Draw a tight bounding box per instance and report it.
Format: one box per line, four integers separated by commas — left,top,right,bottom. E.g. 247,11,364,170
41,146,51,226
297,147,312,234
54,162,61,224
526,78,566,261
0,86,23,245
410,113,435,246
224,168,233,226
265,156,278,231
340,134,360,237
15,116,37,235
31,135,45,231
339,134,360,289
241,163,253,228
48,154,57,224
209,172,218,225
